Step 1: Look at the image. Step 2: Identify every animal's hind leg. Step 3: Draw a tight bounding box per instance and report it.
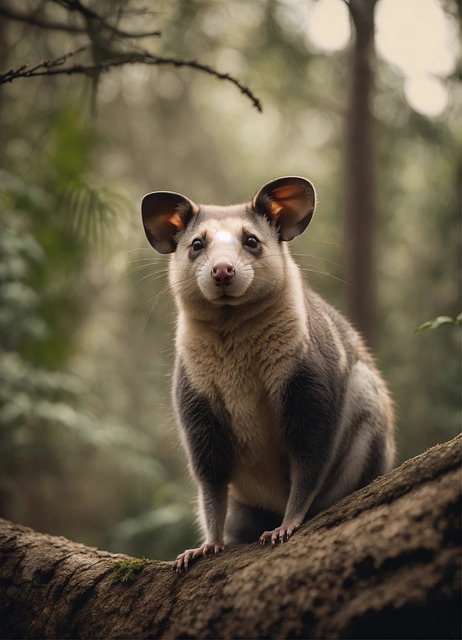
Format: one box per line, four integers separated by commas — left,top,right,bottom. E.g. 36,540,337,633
224,496,280,545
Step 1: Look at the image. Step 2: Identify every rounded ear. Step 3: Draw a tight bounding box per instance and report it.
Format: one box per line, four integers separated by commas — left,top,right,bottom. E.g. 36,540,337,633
252,176,316,241
141,191,198,254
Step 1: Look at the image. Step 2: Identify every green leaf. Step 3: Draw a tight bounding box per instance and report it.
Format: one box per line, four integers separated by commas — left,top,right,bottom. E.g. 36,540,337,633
415,315,460,333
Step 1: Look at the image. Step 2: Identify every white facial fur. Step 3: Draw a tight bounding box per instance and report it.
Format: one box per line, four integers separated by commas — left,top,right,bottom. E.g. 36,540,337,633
197,225,252,302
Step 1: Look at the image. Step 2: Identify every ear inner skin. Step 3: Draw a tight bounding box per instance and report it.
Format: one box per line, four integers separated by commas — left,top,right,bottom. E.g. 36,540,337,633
253,176,316,242
142,191,197,254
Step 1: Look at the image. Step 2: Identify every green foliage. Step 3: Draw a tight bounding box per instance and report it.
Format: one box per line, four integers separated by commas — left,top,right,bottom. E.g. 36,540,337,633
57,182,129,250
0,210,160,484
0,212,78,421
0,218,46,349
46,107,95,187
416,314,462,333
0,96,175,554
0,213,81,500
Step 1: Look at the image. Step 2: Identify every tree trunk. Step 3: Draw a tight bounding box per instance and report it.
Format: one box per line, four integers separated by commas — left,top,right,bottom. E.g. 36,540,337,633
0,435,460,640
344,0,378,347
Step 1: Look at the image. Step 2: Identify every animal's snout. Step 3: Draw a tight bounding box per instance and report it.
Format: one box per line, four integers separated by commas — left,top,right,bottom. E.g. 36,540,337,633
211,262,235,287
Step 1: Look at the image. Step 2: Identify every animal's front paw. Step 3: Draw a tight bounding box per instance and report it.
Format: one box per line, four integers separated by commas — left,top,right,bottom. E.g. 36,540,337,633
173,542,225,573
259,522,300,547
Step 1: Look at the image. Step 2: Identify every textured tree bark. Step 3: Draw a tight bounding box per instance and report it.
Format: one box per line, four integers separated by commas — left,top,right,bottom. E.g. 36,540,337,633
0,435,460,640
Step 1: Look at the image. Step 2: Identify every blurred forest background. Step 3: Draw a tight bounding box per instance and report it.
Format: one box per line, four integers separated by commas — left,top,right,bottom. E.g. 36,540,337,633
0,0,460,560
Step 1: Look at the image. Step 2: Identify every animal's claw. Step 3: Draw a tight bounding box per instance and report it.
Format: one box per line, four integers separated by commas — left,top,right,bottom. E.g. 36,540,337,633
259,522,301,547
173,543,225,573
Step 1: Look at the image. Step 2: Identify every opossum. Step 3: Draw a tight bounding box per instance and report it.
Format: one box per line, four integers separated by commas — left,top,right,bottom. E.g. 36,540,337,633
141,176,395,572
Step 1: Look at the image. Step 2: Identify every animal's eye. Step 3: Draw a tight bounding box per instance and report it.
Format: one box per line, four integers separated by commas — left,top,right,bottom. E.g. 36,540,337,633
191,238,204,252
244,234,259,249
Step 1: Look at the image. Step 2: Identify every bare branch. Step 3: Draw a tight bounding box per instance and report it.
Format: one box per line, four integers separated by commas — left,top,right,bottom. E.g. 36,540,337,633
0,46,89,84
0,3,85,34
50,0,162,39
0,49,263,113
0,1,261,112
0,1,161,39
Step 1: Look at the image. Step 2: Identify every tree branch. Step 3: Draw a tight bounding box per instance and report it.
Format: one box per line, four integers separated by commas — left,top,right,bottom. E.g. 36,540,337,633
0,0,262,111
0,49,263,112
0,2,161,38
50,0,162,39
0,3,85,34
0,435,460,639
0,46,89,84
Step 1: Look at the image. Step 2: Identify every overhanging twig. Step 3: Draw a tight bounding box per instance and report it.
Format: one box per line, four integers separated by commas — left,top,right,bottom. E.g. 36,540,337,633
0,49,263,112
0,2,161,38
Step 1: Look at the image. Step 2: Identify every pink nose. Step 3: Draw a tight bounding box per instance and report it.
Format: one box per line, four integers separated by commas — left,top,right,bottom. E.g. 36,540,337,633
211,262,235,286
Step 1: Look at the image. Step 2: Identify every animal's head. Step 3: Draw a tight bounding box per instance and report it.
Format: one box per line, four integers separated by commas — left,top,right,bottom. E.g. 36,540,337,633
141,177,316,309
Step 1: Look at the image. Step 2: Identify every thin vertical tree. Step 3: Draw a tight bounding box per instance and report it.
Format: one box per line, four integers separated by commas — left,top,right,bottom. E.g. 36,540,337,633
344,0,379,347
